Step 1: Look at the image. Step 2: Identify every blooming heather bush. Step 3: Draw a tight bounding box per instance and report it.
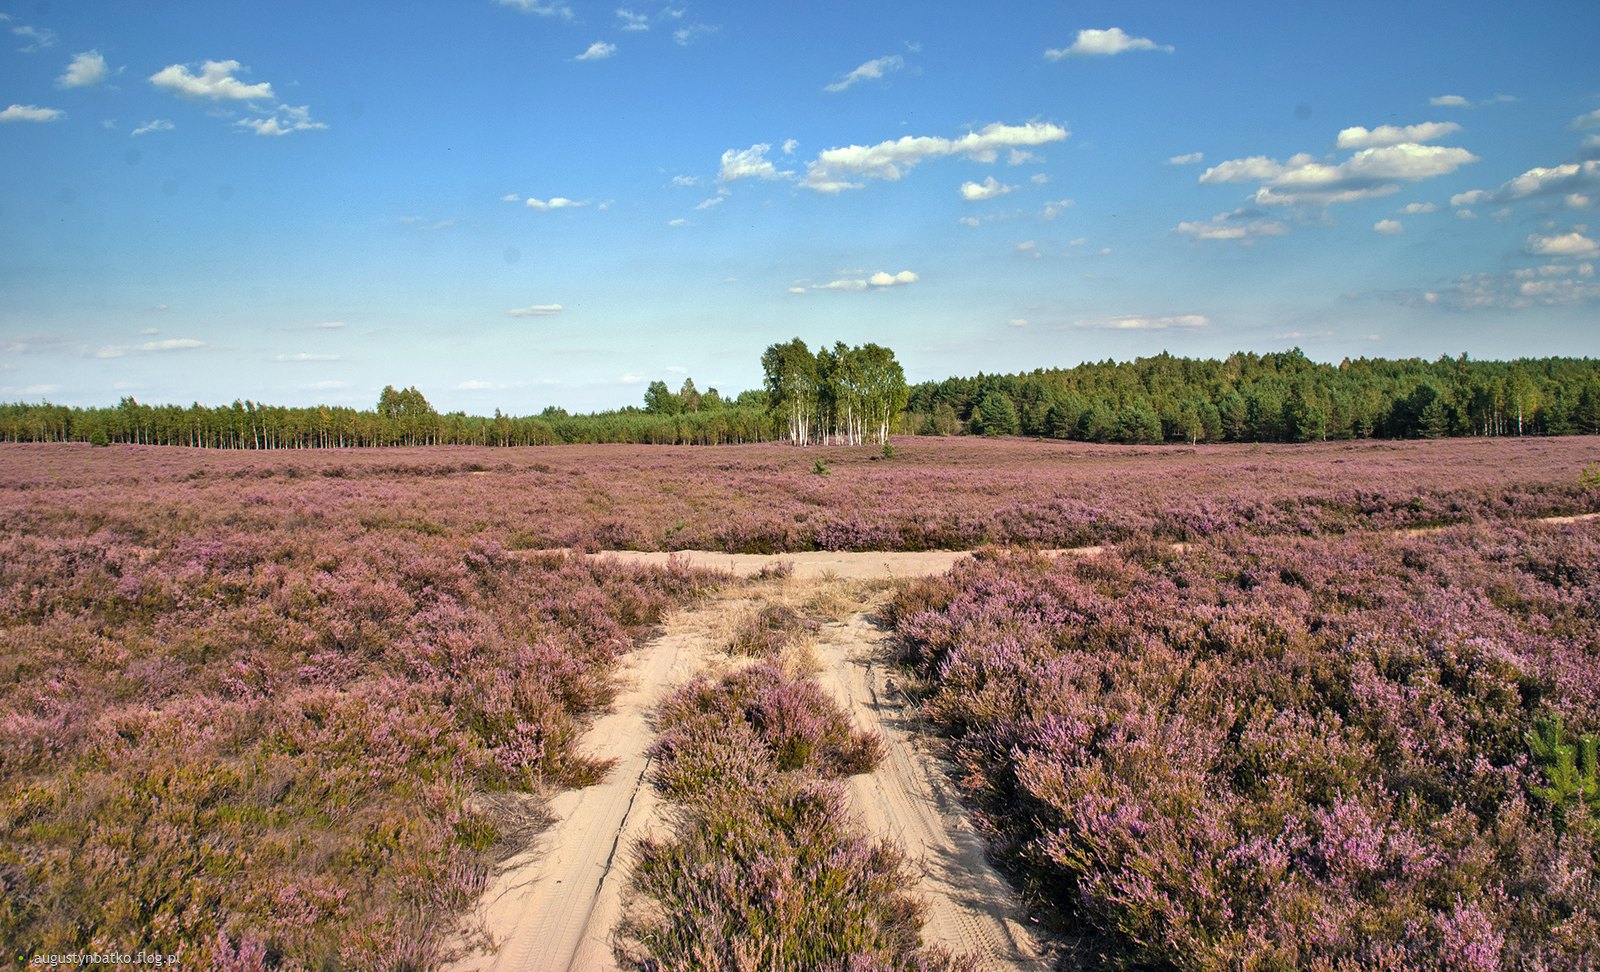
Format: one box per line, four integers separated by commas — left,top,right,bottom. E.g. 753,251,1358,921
0,454,715,966
626,663,965,971
889,523,1600,970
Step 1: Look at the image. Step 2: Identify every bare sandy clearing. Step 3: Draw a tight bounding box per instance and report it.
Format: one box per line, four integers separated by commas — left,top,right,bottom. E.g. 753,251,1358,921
586,547,1101,579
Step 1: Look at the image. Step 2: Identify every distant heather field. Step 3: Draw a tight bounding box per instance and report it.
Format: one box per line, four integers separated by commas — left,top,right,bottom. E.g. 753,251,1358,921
4,436,1598,554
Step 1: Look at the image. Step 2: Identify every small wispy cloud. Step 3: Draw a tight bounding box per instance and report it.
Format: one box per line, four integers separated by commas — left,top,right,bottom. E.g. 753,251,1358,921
811,270,919,292
1073,314,1209,330
1165,151,1203,165
131,119,174,137
525,196,588,210
575,40,617,61
276,352,340,362
1373,219,1404,235
497,0,574,19
824,54,904,93
508,304,564,317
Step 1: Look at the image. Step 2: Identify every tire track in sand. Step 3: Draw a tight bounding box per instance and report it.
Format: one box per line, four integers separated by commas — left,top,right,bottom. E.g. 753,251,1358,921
447,616,715,972
812,608,1043,971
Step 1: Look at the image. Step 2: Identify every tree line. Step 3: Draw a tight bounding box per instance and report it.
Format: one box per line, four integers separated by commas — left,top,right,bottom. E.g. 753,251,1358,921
2,348,1597,449
907,350,1600,442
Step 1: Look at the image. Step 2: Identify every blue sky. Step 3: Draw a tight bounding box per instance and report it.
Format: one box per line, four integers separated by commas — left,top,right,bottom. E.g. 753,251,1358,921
2,1,1598,413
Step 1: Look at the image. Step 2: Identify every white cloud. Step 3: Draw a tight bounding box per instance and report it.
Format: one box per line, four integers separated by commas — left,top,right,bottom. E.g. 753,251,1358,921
500,193,521,202
673,24,717,45
1042,198,1074,220
1431,93,1515,109
667,217,688,227
315,321,347,330
781,138,798,155
824,54,904,93
814,270,918,292
670,175,700,187
1526,231,1599,257
958,216,981,228
694,195,725,210
0,104,65,123
150,60,274,101
236,104,326,136
455,380,495,390
59,50,110,88
616,8,651,30
12,24,57,53
1165,151,1203,165
131,119,174,137
1073,314,1209,330
800,121,1068,193
1046,27,1172,59
1452,161,1600,207
575,41,616,61
619,373,647,384
718,143,792,183
1008,318,1029,327
960,176,1014,201
1175,208,1289,241
525,196,587,210
1335,121,1460,149
1373,219,1404,235
498,0,574,19
98,337,206,358
1201,143,1477,207
276,352,340,362
1392,268,1600,309
508,304,564,317
1400,201,1436,214
1574,109,1600,130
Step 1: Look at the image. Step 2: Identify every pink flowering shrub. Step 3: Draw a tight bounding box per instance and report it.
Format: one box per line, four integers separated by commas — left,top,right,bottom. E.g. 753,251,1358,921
888,523,1600,969
0,451,715,967
627,662,963,971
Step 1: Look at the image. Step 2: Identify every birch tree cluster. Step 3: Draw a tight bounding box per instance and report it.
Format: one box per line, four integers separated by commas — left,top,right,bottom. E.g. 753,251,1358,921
760,338,910,446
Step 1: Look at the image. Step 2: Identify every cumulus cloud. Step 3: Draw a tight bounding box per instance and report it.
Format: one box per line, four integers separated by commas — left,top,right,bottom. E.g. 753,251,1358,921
824,54,904,93
1574,108,1600,130
575,41,616,61
525,196,587,210
508,304,564,317
131,119,174,136
812,270,918,292
236,104,326,136
1390,266,1600,309
0,104,65,123
1400,201,1436,214
1373,219,1404,235
1200,142,1477,207
1073,314,1209,330
1175,208,1289,241
1335,121,1460,149
150,60,274,101
59,50,110,88
1165,151,1203,165
800,121,1068,193
1526,231,1598,257
1451,161,1600,207
718,143,792,183
1046,27,1172,59
960,176,1014,201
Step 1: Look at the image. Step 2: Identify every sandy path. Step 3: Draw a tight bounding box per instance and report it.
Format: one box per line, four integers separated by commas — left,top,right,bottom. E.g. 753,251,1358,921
812,610,1043,970
447,613,716,972
587,547,1100,579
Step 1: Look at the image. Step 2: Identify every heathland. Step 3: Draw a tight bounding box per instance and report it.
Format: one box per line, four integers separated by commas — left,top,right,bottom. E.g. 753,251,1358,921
2,435,1597,969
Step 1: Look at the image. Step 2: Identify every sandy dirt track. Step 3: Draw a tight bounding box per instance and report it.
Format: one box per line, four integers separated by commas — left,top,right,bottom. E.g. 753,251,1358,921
447,617,716,972
812,611,1043,970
